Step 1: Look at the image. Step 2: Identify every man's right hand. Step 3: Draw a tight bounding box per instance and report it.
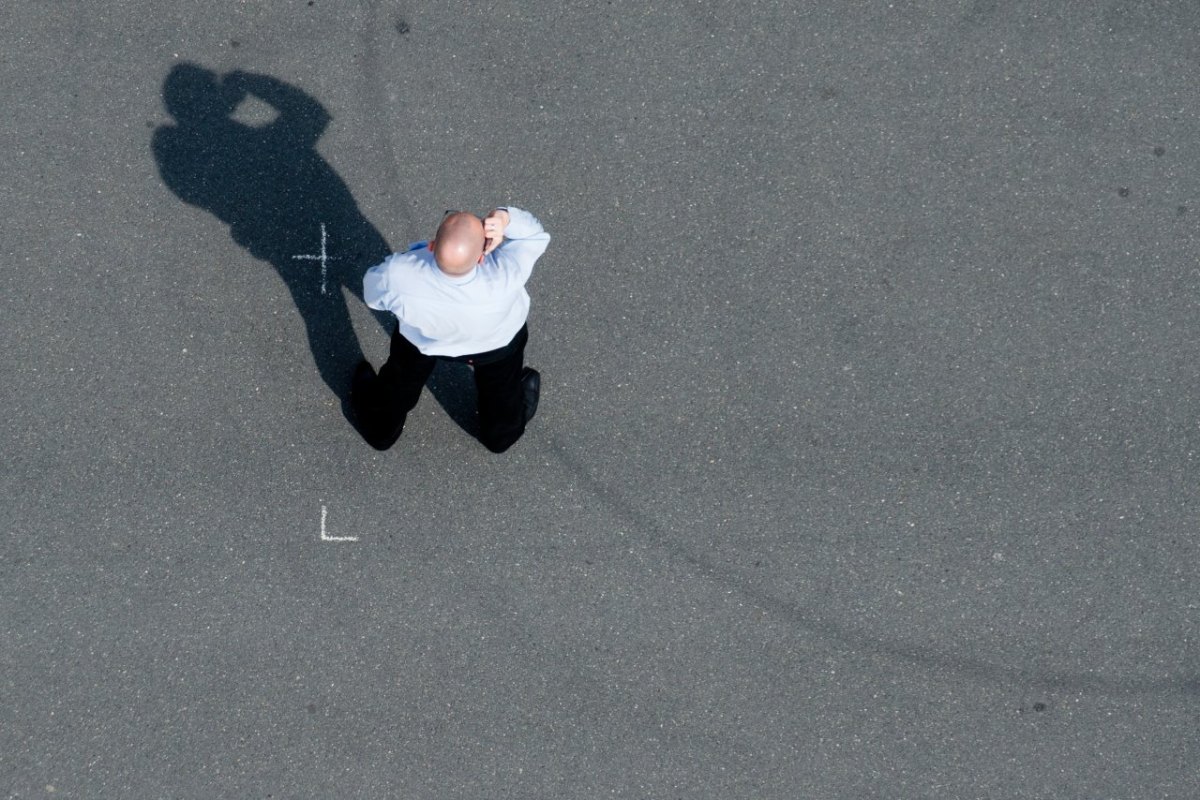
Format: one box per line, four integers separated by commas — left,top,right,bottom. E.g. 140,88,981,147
482,209,510,256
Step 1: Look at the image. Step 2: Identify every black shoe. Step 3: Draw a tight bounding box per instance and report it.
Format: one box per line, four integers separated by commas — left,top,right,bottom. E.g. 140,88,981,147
521,367,540,424
350,361,402,450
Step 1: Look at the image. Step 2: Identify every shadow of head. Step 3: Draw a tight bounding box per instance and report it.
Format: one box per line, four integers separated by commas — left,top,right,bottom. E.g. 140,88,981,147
163,63,245,125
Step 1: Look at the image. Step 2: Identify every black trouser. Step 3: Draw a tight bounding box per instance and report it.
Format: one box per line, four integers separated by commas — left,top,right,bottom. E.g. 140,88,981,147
358,324,529,453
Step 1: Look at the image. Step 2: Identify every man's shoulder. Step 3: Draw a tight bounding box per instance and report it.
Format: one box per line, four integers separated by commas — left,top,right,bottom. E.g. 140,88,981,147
378,244,432,274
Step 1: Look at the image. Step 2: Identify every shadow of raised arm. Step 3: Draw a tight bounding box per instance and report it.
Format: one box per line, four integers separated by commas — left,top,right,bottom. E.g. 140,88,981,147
223,70,330,144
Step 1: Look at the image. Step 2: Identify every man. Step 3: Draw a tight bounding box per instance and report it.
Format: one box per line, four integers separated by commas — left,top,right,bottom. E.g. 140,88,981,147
354,206,550,452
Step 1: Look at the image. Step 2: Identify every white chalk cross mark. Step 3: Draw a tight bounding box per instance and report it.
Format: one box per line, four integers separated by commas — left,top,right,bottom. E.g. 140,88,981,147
320,504,358,542
292,223,335,294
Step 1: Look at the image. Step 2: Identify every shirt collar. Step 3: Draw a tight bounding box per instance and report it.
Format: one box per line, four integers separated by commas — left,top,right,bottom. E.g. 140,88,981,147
418,246,477,284
439,267,478,285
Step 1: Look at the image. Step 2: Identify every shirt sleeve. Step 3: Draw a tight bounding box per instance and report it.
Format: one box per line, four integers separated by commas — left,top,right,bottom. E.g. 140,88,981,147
492,206,551,286
363,256,396,313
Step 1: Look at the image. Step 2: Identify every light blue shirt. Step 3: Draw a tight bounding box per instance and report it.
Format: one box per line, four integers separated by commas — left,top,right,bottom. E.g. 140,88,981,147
363,207,551,356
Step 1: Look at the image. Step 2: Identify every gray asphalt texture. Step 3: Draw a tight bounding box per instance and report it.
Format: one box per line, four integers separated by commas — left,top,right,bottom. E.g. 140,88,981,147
3,2,1198,798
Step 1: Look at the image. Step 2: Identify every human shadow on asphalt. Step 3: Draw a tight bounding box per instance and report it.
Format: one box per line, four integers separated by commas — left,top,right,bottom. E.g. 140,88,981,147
152,63,478,444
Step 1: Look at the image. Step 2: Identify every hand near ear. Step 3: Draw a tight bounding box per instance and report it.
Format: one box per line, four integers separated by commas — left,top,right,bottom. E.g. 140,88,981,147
482,209,511,256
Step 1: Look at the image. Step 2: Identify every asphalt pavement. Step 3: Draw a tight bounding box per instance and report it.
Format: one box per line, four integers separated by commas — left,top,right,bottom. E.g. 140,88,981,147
3,1,1198,798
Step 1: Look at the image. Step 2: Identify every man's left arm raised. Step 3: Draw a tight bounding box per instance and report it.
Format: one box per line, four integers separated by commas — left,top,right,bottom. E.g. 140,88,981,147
484,206,550,284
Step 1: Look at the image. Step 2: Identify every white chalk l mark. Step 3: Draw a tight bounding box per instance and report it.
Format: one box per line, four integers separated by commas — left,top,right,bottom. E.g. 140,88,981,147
320,504,358,542
292,223,336,295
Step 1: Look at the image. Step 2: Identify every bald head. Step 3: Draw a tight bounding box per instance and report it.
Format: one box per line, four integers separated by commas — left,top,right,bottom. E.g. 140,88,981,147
431,212,485,275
